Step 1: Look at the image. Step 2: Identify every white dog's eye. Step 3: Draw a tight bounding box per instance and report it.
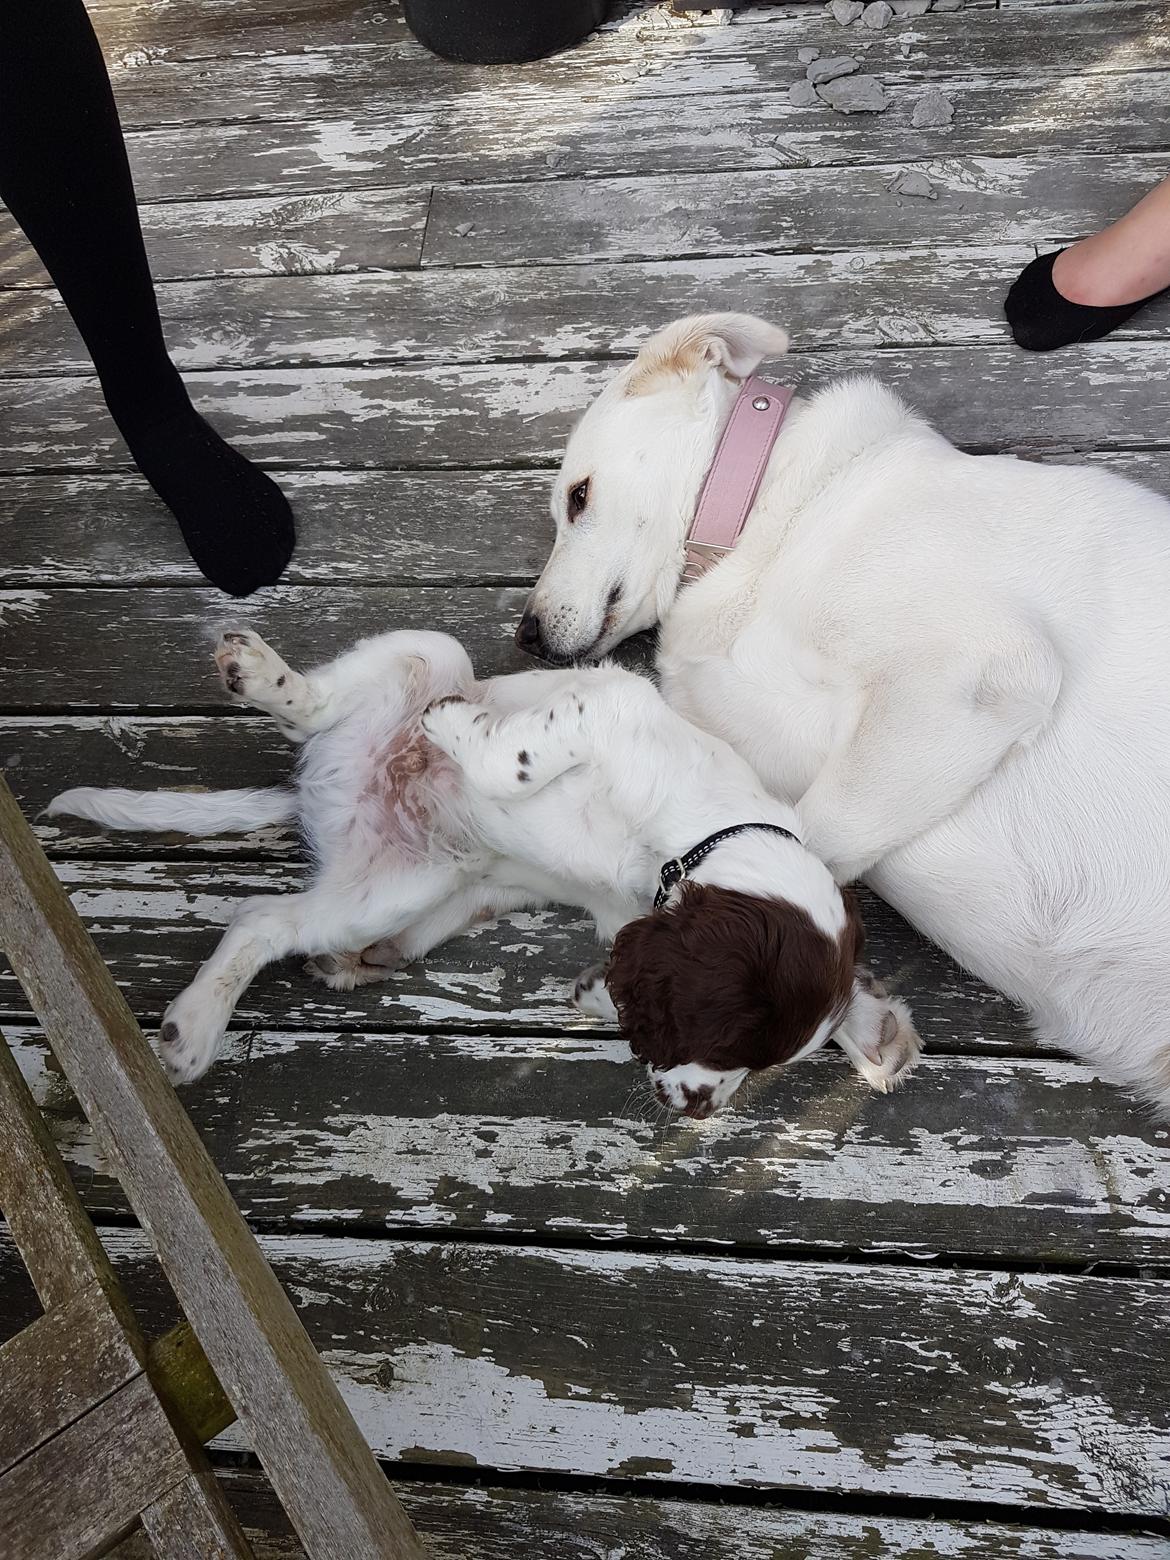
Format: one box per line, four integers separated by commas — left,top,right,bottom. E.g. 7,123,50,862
568,479,590,520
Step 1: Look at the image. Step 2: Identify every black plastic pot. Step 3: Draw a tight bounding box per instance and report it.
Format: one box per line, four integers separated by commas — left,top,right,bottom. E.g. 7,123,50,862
402,0,611,64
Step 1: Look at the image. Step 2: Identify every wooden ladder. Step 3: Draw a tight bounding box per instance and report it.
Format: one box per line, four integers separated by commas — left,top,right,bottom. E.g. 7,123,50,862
0,775,428,1560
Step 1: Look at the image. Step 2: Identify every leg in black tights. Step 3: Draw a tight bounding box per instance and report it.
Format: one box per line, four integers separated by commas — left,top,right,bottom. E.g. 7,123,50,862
0,0,295,595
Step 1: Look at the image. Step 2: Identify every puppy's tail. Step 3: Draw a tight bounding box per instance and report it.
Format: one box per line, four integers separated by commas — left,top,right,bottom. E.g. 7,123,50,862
46,786,297,836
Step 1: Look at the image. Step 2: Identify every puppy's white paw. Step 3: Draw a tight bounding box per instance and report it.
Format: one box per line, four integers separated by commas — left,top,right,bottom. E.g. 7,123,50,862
305,940,403,992
214,629,293,710
158,995,224,1085
857,998,922,1094
572,963,618,1022
420,694,477,757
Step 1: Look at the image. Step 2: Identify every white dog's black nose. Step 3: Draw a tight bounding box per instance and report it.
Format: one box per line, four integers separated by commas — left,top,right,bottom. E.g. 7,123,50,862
515,610,544,657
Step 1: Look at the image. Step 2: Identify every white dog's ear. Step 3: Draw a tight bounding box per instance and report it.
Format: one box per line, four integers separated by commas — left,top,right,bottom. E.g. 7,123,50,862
833,973,922,1094
625,313,790,397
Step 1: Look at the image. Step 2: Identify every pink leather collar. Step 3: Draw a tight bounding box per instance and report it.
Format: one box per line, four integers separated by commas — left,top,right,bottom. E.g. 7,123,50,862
683,375,793,582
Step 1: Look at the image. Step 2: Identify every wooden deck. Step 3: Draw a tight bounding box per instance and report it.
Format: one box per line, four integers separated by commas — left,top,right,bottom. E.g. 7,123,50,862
3,0,1170,1553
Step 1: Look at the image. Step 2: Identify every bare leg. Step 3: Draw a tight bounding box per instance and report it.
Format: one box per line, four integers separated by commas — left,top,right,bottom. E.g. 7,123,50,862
1053,177,1170,307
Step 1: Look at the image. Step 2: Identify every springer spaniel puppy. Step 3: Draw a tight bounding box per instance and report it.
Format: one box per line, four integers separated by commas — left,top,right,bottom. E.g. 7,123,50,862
48,628,919,1107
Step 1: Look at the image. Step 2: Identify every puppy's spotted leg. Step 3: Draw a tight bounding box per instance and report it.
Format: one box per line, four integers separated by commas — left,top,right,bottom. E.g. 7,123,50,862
573,963,618,1022
214,628,327,743
422,690,589,800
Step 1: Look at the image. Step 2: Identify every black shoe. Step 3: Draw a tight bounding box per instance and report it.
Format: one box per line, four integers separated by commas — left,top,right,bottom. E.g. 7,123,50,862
1005,248,1169,353
403,0,610,63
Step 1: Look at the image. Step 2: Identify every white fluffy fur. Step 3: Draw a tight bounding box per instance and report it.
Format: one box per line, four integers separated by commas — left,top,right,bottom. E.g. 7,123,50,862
48,627,912,1093
526,311,1170,1115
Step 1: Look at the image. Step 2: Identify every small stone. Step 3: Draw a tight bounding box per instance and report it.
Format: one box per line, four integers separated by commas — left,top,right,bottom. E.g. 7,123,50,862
789,78,820,107
807,54,860,84
859,1,894,29
891,0,931,13
888,168,937,199
932,0,962,9
454,222,475,236
545,151,564,167
817,73,890,112
911,88,955,127
798,46,821,63
829,0,864,21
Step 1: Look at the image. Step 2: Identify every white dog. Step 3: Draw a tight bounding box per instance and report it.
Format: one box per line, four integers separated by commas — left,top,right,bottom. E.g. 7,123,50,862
522,312,1170,1113
48,628,918,1103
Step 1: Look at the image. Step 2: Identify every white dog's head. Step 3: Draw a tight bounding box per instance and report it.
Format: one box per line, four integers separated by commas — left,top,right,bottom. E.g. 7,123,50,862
516,313,790,664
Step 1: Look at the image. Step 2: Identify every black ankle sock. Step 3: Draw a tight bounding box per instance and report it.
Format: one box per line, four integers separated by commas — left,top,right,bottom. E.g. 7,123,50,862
0,0,295,594
117,402,295,596
1004,249,1169,353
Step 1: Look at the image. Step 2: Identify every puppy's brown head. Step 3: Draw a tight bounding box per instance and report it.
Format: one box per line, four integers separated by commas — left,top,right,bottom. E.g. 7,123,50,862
607,882,863,1118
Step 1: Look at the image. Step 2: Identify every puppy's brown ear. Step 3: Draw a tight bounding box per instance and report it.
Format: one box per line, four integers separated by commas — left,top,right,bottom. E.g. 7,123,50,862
609,883,854,1075
625,314,790,397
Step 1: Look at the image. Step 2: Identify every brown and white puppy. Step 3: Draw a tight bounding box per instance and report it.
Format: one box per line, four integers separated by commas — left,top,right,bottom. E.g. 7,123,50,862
603,882,918,1117
50,627,920,1107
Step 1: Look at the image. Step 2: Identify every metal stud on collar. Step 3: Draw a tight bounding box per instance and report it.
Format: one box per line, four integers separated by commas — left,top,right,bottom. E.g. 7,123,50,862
751,395,771,410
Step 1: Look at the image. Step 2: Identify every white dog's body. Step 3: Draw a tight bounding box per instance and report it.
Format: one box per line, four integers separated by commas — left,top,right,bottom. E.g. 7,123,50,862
50,628,912,1098
526,315,1170,1111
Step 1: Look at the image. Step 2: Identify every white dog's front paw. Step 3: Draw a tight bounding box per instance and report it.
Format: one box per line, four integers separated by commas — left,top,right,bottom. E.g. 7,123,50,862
214,629,293,709
572,963,618,1022
158,994,225,1085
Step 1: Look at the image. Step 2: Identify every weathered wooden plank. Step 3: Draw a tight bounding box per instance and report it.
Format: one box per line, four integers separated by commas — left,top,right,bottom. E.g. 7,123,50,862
0,188,429,290
0,587,538,707
424,153,1170,268
0,860,1025,1048
5,343,1170,480
102,72,1170,203
6,246,1058,377
89,0,414,57
0,1373,192,1560
209,1466,1170,1560
5,1228,1170,1515
0,1281,141,1475
0,471,547,587
6,451,1170,591
11,1025,1169,1263
0,780,427,1559
91,8,1170,132
0,1019,130,1312
13,243,1166,379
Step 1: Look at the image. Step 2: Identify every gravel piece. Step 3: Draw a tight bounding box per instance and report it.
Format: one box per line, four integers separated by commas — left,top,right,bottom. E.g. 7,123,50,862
859,1,894,29
888,168,937,199
911,88,955,127
807,54,860,84
829,0,865,22
454,222,475,236
798,46,821,62
818,73,891,112
932,0,962,9
789,78,821,107
891,0,931,13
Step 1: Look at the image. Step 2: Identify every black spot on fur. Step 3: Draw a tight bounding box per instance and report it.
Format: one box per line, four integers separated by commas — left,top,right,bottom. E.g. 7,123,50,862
161,1021,181,1046
517,770,530,783
276,675,286,687
518,749,530,765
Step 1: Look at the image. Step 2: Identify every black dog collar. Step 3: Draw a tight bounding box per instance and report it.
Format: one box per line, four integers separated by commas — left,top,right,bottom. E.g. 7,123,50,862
654,823,802,909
